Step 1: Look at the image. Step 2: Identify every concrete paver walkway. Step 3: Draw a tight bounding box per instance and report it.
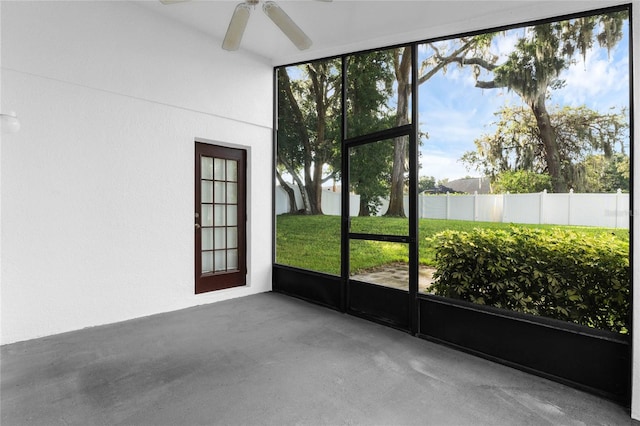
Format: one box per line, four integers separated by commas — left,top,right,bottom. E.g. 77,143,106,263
351,263,436,293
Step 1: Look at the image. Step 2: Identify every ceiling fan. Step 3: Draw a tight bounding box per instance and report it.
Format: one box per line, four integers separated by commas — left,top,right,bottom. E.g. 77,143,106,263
160,0,331,52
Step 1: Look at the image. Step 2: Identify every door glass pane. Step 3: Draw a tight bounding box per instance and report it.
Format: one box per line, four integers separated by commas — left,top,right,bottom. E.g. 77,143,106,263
214,251,226,271
349,137,409,236
346,46,411,139
350,240,409,290
227,205,237,226
201,157,213,180
214,228,226,249
227,227,238,248
214,158,225,180
227,183,238,203
201,181,213,203
202,228,213,251
214,182,226,203
228,249,238,270
202,204,213,227
202,252,213,273
214,205,226,226
227,160,238,182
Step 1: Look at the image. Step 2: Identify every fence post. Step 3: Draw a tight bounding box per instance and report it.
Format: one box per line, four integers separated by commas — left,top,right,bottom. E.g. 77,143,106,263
568,188,574,226
502,192,508,223
616,188,622,229
446,192,451,220
473,191,478,221
539,189,546,224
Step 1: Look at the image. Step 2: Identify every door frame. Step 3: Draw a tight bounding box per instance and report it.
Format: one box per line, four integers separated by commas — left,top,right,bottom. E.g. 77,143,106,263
342,125,419,333
194,142,247,294
340,46,420,332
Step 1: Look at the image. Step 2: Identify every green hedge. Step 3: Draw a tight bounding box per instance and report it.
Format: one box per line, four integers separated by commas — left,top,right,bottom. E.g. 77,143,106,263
430,227,630,334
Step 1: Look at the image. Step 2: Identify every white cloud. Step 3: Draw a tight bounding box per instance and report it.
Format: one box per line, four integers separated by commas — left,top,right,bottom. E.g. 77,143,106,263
419,152,477,182
420,109,483,147
555,47,629,110
494,31,519,57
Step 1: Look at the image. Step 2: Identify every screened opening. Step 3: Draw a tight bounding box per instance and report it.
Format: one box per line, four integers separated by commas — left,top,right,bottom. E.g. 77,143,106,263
348,137,409,235
274,6,631,335
275,59,343,276
345,46,412,139
416,9,630,334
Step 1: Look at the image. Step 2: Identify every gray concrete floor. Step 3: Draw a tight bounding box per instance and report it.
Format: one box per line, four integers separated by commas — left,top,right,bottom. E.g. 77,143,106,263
1,292,635,425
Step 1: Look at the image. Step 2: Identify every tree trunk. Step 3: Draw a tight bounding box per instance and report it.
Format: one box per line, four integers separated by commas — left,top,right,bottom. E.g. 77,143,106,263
359,197,370,216
386,137,407,216
386,47,411,217
280,155,311,213
309,161,324,215
278,69,313,213
275,169,298,213
305,63,327,215
297,181,312,214
531,95,567,192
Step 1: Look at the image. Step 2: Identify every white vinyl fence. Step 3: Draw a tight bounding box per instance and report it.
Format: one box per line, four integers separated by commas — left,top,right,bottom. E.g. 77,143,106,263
417,189,629,229
276,186,629,229
276,186,361,217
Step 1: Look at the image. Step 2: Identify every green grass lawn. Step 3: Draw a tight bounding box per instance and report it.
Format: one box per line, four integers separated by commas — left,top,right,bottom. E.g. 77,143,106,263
275,214,630,275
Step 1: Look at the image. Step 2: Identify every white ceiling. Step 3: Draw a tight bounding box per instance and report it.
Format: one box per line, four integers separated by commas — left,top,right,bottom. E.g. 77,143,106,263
134,0,628,65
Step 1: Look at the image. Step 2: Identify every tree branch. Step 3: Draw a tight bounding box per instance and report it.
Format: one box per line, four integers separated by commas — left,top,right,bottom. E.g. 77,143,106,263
475,80,503,89
321,173,336,184
419,39,494,85
279,69,311,154
447,56,498,71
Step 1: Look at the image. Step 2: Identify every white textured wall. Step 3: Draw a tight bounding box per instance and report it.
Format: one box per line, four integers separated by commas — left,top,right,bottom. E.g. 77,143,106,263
0,1,273,344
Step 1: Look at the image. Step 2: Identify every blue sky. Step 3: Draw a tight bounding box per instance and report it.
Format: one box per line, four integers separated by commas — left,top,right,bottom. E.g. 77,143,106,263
416,20,630,182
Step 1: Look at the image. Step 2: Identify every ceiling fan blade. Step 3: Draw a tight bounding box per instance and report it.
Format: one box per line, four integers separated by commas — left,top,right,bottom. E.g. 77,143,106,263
262,1,312,50
222,3,252,51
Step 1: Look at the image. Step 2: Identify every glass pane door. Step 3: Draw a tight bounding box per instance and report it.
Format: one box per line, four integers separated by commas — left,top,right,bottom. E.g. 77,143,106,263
195,143,246,294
